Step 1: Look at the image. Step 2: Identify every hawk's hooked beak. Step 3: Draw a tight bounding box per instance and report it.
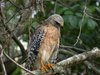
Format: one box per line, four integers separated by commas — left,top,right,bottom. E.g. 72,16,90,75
56,21,64,28
60,22,64,28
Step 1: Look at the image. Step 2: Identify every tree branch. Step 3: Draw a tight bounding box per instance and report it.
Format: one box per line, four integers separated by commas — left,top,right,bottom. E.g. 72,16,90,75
59,47,100,74
3,51,34,75
0,4,27,60
3,47,100,75
84,61,100,74
0,46,7,75
74,1,87,46
60,45,85,52
54,47,100,73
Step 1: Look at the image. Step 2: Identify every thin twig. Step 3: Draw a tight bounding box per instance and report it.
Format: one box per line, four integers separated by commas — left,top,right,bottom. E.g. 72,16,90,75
41,0,45,16
0,4,27,60
5,12,17,24
8,0,21,9
74,4,87,46
3,51,35,75
0,56,7,75
54,0,57,13
85,11,100,21
0,47,7,75
84,61,100,74
60,45,85,52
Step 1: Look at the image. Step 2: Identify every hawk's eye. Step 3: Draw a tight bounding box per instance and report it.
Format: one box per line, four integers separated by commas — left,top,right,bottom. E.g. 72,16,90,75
55,21,60,26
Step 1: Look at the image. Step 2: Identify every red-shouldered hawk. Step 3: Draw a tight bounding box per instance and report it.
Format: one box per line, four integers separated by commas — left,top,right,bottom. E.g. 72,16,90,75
26,14,64,71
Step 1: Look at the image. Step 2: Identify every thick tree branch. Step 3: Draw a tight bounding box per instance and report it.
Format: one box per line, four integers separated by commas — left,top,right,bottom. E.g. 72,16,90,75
54,47,100,73
59,47,100,74
3,47,100,75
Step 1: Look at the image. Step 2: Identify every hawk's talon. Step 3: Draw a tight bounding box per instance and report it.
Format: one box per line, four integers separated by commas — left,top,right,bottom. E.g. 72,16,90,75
39,63,54,72
39,66,48,72
47,63,54,69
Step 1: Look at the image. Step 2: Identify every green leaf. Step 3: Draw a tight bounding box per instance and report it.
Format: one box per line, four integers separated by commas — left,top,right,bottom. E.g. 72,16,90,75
75,13,83,17
71,4,80,10
88,6,96,12
87,19,98,30
64,10,73,15
78,19,85,28
67,15,78,28
57,7,68,14
11,67,22,75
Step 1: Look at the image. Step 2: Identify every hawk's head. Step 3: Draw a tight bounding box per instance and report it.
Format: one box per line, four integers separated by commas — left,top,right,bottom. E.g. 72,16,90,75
46,14,64,27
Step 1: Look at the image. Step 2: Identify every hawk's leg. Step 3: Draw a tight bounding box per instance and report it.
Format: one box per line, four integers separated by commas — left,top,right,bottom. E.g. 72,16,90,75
46,62,54,70
39,60,48,72
39,61,54,72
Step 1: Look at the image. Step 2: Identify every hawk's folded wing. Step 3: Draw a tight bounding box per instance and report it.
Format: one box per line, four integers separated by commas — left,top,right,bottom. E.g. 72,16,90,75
26,26,45,70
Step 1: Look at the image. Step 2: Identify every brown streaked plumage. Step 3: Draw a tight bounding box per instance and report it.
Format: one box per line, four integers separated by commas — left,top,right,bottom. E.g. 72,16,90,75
26,14,64,71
